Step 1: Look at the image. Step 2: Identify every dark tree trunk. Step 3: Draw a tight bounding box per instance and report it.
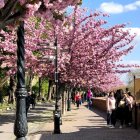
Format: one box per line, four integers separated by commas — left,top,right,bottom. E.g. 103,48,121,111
8,75,16,104
38,77,41,100
27,69,33,93
47,80,53,101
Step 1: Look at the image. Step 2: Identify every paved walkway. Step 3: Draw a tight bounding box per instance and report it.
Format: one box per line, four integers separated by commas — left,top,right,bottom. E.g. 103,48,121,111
0,102,140,140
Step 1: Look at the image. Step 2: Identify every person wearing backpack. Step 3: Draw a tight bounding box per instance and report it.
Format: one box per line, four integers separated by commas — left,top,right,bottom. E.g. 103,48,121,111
124,92,135,126
117,93,127,128
87,89,93,109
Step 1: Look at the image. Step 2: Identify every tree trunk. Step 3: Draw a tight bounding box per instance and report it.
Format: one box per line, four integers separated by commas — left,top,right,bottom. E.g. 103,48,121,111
28,69,33,93
38,77,41,100
8,75,16,104
47,80,53,101
59,83,66,115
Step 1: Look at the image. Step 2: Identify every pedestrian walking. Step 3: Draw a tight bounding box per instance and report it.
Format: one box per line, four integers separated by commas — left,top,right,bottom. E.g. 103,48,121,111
74,91,81,109
26,91,32,116
87,89,93,109
30,91,36,109
106,91,116,128
117,92,126,129
125,92,134,126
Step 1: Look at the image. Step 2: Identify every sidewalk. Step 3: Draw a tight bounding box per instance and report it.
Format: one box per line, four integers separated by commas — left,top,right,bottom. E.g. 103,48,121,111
34,103,140,140
0,102,54,140
0,102,140,140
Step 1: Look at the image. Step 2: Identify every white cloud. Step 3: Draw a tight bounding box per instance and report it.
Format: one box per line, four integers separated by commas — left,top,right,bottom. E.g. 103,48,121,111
118,28,140,64
99,1,140,14
121,28,140,47
127,28,140,45
99,2,123,14
121,60,140,65
125,4,137,11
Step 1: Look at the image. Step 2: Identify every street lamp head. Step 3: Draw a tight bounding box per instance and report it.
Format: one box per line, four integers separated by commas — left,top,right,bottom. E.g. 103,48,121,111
42,55,55,61
36,46,56,51
37,42,50,46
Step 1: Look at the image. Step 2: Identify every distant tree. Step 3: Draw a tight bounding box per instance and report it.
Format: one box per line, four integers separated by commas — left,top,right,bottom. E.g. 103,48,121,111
126,69,140,93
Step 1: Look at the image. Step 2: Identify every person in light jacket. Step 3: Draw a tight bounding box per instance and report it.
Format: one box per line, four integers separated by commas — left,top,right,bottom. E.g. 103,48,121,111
106,91,116,128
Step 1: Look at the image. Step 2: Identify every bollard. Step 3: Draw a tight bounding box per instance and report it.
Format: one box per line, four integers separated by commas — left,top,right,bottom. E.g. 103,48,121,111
67,99,71,111
54,110,61,134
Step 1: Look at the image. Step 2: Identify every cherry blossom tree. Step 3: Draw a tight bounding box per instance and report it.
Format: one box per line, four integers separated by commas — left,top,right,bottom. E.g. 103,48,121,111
1,7,140,92
52,7,139,91
0,0,81,29
0,1,82,138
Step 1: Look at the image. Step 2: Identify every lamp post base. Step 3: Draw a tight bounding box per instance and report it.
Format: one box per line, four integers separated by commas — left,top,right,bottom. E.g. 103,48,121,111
16,137,26,140
53,110,61,134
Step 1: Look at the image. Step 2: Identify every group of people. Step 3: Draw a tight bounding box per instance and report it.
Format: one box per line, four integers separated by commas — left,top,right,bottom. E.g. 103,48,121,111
74,89,93,109
106,88,135,128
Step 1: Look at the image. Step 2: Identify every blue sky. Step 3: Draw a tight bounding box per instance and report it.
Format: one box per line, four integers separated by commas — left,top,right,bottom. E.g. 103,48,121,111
81,0,140,83
82,0,140,27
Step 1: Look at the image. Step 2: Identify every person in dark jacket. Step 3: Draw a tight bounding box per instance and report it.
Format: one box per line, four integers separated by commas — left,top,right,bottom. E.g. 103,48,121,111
115,89,125,128
30,91,36,109
26,92,32,116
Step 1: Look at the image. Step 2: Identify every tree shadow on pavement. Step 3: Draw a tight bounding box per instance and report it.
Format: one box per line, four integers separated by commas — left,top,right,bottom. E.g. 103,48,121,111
0,103,54,126
0,113,15,126
27,104,54,123
27,115,53,123
84,104,106,120
29,130,52,137
36,103,55,107
38,126,140,140
27,103,140,140
0,112,53,126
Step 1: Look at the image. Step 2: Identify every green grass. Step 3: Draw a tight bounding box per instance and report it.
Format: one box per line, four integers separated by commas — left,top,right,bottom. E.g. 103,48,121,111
0,102,15,112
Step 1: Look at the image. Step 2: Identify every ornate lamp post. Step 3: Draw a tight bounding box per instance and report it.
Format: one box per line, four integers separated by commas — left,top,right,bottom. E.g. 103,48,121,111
134,75,136,97
134,75,138,129
14,21,28,139
37,38,61,134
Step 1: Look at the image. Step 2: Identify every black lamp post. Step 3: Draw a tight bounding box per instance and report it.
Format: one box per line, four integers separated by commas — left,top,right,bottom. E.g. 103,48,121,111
134,75,136,97
37,37,61,133
54,37,61,134
14,21,28,139
134,75,138,129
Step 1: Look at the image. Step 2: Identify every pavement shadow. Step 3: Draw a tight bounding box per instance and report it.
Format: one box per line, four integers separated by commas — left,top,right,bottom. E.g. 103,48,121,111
0,103,54,126
84,104,106,120
0,113,15,126
36,103,55,107
29,108,54,114
27,103,139,140
27,115,53,123
29,130,52,137
28,103,140,140
27,104,54,123
38,126,140,140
